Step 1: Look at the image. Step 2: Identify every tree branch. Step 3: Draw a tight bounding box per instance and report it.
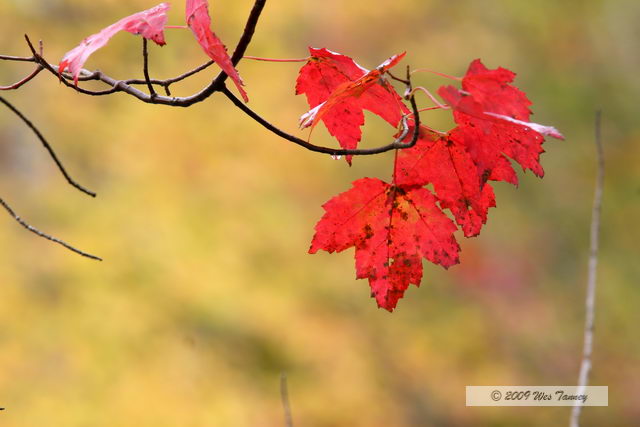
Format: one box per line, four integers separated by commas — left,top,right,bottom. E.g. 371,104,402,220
0,196,101,260
0,96,96,197
15,0,267,106
11,34,215,97
569,111,604,427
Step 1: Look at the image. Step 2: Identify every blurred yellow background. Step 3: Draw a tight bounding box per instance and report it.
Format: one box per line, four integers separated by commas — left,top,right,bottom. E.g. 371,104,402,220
0,0,638,426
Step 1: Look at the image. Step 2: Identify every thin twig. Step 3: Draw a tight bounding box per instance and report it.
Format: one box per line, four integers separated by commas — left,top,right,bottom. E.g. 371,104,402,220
0,54,34,62
142,39,156,98
0,96,96,197
0,197,102,260
124,60,214,92
0,66,43,90
569,111,604,427
280,373,293,427
221,84,421,156
387,71,409,85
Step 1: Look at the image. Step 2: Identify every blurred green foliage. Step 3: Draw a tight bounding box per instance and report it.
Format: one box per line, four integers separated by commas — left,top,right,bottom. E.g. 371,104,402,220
0,0,638,426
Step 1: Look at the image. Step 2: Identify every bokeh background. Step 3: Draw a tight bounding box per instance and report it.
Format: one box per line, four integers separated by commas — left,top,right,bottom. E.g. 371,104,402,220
0,1,638,426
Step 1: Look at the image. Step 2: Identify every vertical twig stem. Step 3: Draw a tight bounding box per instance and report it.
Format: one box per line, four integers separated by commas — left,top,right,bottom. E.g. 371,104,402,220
280,373,293,427
570,111,604,427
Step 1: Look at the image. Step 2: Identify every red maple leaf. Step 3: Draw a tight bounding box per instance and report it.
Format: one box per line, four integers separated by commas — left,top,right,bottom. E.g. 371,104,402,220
309,177,460,311
59,3,170,85
186,0,248,102
438,59,563,179
296,48,409,164
395,126,497,237
393,60,563,237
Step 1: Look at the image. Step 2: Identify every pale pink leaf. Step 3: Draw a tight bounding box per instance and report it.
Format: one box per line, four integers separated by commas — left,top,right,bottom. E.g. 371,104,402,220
59,3,170,85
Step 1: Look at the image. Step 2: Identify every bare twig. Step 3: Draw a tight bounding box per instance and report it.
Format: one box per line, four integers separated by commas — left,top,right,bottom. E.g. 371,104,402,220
220,81,421,157
0,53,34,62
280,373,293,427
569,111,604,427
0,197,101,260
0,66,43,90
142,39,156,98
387,71,409,85
138,61,214,88
0,96,96,197
154,60,214,86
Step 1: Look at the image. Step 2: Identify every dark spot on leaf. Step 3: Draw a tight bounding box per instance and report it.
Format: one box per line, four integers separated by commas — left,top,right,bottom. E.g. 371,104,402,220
363,224,374,239
393,186,407,196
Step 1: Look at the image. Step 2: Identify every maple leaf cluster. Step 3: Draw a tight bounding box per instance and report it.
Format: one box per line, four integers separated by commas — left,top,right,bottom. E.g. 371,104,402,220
298,49,563,311
53,2,562,312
